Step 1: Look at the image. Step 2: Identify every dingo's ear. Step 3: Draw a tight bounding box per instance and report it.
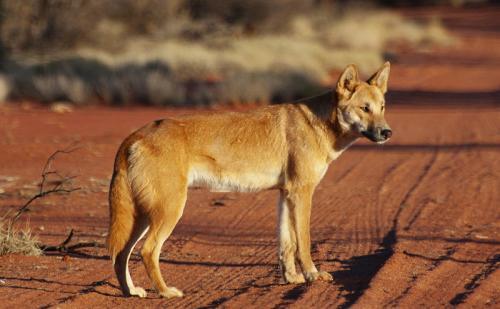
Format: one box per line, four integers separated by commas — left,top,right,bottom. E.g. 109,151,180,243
336,64,360,100
368,61,390,94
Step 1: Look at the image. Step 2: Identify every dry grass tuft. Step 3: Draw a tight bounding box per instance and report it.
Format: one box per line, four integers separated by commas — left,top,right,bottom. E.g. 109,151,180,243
0,218,42,256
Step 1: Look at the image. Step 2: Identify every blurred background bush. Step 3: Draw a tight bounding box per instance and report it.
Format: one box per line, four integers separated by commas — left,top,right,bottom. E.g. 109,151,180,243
0,0,487,106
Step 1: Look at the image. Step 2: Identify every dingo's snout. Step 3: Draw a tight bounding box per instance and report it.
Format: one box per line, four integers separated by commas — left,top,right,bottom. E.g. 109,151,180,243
362,126,392,143
381,128,392,139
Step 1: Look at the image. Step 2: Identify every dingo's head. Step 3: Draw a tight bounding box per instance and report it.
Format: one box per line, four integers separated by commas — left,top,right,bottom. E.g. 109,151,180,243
335,62,392,144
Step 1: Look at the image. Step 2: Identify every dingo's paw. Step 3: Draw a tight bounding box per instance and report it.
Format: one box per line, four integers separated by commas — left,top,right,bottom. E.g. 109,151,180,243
284,271,306,284
159,286,184,299
129,286,147,298
304,271,333,282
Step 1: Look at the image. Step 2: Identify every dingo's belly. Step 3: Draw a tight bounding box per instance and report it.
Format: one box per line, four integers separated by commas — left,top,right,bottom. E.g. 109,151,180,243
188,165,282,192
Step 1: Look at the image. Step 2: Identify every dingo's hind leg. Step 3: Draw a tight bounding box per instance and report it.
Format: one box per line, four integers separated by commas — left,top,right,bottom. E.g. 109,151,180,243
114,216,149,297
140,182,187,299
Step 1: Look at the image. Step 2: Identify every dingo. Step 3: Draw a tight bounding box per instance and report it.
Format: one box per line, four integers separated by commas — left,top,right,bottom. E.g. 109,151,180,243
107,62,392,298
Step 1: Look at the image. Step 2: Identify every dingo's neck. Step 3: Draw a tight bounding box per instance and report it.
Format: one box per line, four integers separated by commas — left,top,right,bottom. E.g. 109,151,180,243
297,91,359,156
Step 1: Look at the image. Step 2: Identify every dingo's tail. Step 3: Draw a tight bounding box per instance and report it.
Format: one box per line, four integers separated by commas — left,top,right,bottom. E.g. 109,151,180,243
107,155,135,265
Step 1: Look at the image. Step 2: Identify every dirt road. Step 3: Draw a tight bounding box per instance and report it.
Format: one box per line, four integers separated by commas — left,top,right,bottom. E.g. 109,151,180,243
0,6,498,308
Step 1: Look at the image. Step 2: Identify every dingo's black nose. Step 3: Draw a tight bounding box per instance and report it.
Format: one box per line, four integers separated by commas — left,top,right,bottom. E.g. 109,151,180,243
381,129,392,139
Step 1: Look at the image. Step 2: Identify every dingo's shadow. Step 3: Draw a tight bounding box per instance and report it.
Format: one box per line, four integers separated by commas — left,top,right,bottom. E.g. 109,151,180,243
330,247,392,308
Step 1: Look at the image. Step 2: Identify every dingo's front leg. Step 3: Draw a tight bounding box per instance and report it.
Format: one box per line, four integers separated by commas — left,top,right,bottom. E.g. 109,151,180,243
288,186,332,283
278,190,305,284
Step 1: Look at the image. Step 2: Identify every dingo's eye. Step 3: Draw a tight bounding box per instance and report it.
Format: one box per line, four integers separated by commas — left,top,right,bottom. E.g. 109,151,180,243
362,104,371,113
381,105,385,111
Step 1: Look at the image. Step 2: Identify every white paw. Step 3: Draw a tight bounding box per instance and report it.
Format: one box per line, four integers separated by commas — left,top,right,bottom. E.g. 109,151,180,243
130,286,147,298
159,286,184,298
284,271,306,284
304,271,333,282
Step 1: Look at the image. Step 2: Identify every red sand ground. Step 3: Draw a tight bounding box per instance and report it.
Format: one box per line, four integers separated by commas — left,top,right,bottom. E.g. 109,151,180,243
0,6,498,308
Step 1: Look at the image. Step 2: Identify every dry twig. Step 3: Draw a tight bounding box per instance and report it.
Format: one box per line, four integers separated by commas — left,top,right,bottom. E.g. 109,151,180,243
39,229,103,254
10,146,81,226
